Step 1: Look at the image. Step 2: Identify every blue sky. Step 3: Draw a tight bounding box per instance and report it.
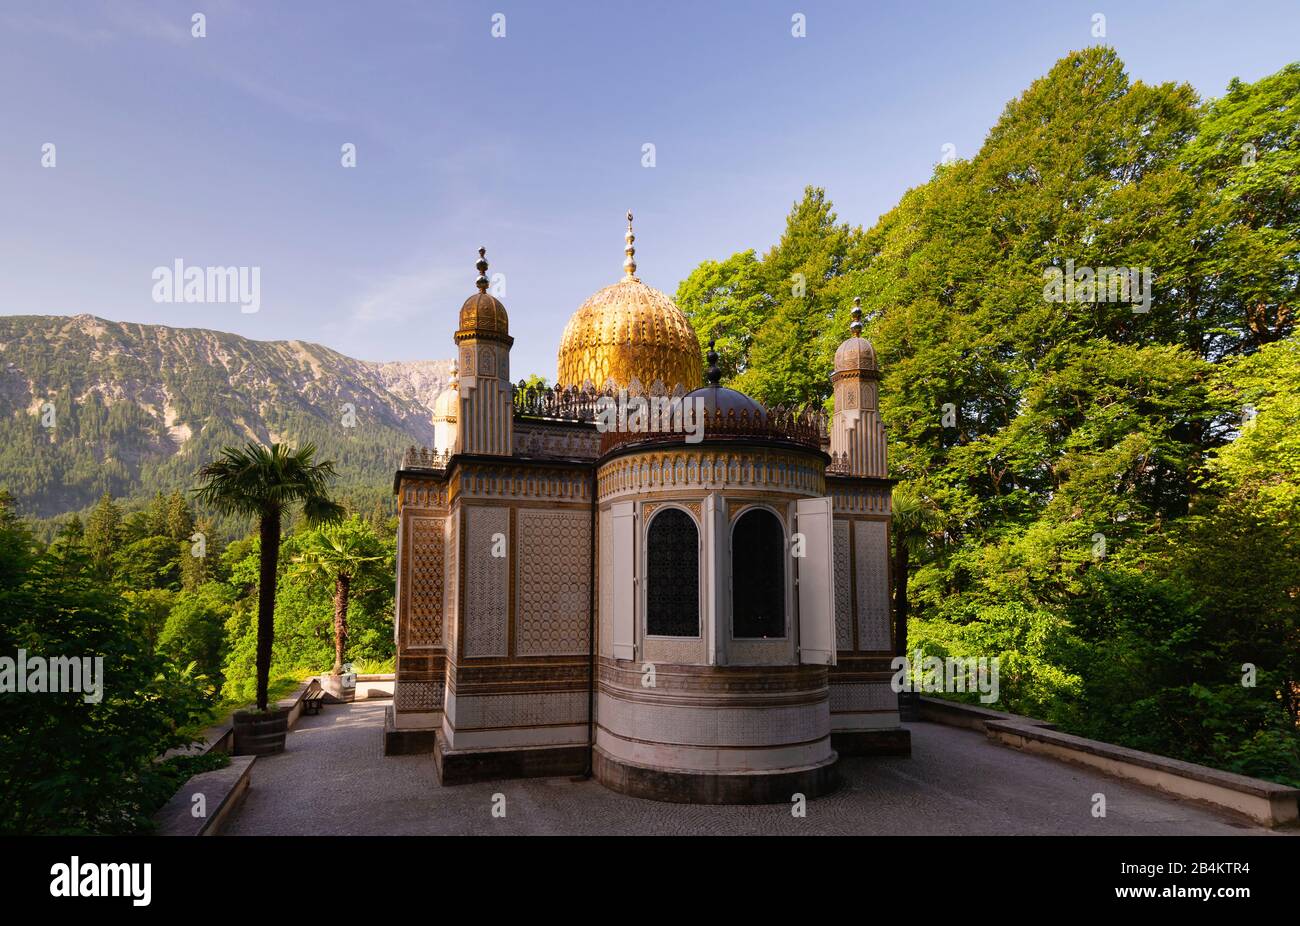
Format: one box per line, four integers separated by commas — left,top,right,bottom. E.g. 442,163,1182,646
2,0,1297,378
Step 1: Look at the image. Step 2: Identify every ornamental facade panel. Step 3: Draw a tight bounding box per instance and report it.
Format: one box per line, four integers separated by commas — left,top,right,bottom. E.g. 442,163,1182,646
515,509,591,656
854,519,892,652
833,519,854,651
463,506,510,658
598,447,824,500
406,516,445,647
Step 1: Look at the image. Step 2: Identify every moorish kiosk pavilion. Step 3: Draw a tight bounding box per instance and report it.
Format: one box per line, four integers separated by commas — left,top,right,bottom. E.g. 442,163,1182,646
386,213,909,802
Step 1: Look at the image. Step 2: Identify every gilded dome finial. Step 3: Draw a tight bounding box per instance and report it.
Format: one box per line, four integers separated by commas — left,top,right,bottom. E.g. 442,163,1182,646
706,338,722,386
475,247,490,293
623,210,637,279
850,296,863,337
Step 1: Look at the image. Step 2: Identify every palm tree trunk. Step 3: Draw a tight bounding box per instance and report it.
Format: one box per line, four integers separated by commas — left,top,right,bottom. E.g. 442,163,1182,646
332,574,350,676
256,510,281,712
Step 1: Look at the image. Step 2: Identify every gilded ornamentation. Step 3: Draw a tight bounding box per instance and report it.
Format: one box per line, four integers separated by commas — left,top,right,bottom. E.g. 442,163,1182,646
556,278,702,391
556,214,702,390
455,248,511,345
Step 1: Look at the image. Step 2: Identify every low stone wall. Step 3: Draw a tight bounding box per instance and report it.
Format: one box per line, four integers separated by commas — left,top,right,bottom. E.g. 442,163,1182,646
356,673,395,701
917,696,1056,732
153,756,255,836
154,679,320,835
917,697,1300,828
321,673,394,702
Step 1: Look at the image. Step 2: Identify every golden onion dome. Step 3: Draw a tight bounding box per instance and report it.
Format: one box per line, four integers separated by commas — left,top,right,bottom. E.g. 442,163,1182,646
455,247,511,344
556,212,702,390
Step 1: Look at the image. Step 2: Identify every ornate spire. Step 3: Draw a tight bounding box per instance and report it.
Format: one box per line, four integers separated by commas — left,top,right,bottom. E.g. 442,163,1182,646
623,210,637,279
706,338,722,386
475,247,490,293
850,295,863,337
448,359,458,389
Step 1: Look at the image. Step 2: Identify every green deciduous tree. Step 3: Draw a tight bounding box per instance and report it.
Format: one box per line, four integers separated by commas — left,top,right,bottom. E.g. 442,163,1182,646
672,49,1300,783
0,516,208,833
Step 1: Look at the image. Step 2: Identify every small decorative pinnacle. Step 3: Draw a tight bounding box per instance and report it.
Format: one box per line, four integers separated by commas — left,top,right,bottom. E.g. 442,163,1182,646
706,338,722,385
448,360,458,388
476,247,490,293
850,295,863,337
623,210,637,278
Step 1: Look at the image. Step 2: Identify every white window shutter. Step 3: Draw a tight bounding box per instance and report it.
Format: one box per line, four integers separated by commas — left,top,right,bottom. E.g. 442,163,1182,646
796,496,837,666
611,501,637,661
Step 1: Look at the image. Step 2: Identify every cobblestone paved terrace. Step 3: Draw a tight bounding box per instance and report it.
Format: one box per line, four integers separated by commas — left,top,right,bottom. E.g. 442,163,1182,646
223,700,1287,836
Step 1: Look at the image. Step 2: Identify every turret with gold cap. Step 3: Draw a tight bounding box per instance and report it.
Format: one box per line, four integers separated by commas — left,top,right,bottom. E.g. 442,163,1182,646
556,212,702,392
452,248,513,456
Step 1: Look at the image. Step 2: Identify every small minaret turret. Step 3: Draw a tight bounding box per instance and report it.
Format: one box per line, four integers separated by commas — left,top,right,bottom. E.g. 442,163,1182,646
453,247,513,456
830,297,886,476
432,361,459,455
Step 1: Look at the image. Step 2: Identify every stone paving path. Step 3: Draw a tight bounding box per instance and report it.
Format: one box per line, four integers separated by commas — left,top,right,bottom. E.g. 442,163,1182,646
223,700,1286,836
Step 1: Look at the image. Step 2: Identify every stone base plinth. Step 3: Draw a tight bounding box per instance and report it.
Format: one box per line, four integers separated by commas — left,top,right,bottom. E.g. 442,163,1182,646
832,727,912,757
593,747,838,804
434,735,588,785
383,705,439,755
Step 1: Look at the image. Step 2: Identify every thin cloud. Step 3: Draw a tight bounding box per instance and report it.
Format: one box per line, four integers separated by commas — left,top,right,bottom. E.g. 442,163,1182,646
339,262,467,336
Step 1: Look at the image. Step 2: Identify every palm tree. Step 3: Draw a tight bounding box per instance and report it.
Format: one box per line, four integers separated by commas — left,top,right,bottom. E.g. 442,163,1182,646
194,443,343,711
291,516,388,677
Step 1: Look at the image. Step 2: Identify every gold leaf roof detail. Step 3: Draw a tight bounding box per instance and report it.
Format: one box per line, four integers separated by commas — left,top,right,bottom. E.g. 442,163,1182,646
556,213,701,390
556,276,702,391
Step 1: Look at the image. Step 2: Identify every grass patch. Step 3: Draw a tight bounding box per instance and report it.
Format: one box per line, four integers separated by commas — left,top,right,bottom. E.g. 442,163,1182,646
179,672,310,742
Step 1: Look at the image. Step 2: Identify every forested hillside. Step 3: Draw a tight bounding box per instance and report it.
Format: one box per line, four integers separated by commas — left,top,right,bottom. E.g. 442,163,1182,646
0,315,451,536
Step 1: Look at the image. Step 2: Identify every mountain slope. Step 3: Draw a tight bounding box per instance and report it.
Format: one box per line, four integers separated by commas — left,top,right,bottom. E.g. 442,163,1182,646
0,314,451,526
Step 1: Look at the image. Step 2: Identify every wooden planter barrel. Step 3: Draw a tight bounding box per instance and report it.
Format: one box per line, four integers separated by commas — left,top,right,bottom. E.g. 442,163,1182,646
233,708,289,755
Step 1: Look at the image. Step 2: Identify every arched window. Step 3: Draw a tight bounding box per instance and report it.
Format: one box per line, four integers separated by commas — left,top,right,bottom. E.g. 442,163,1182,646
645,508,700,636
732,508,786,638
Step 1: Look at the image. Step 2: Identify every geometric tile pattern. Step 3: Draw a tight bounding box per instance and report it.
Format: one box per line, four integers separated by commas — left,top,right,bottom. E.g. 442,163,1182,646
407,517,444,647
395,679,445,712
463,507,509,657
829,681,897,713
854,519,892,652
445,515,458,655
833,519,854,652
515,509,591,656
454,690,587,728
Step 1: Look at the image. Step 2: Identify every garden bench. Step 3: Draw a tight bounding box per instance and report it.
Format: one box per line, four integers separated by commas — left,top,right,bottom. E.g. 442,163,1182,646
302,687,327,716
